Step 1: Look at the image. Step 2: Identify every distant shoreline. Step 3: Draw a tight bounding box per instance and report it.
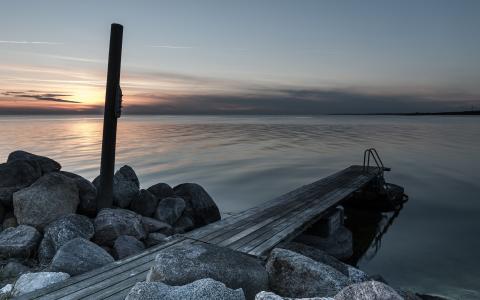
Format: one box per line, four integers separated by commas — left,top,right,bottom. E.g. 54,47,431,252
331,110,480,116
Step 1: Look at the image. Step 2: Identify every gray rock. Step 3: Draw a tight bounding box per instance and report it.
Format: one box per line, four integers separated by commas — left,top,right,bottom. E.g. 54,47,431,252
266,248,349,298
38,214,94,264
93,208,147,247
293,226,353,260
141,216,173,235
50,237,114,276
2,216,17,230
144,232,168,247
334,281,403,300
13,173,80,230
113,235,145,260
254,291,333,300
154,197,185,225
60,171,97,216
113,165,140,208
281,242,368,283
126,278,246,300
11,272,69,296
173,183,220,227
173,215,195,233
7,150,61,174
130,189,159,217
147,183,174,200
0,261,30,280
147,243,267,300
0,160,42,207
0,225,41,259
0,283,13,297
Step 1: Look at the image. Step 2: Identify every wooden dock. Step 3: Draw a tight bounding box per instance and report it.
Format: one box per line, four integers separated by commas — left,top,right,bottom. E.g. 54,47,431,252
18,165,381,300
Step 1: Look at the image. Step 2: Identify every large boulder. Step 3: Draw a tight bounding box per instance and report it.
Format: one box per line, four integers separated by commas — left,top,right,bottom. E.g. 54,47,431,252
334,281,403,300
141,216,173,235
112,235,145,260
113,165,140,208
93,208,147,247
255,291,333,300
130,189,158,217
13,172,80,230
145,232,168,247
147,183,174,200
60,171,97,216
38,214,94,264
282,242,368,283
126,278,246,300
294,226,353,260
0,160,41,207
50,238,114,276
147,243,267,300
0,225,41,259
11,272,69,297
7,150,61,174
154,197,186,225
172,215,195,233
173,183,220,227
266,248,349,298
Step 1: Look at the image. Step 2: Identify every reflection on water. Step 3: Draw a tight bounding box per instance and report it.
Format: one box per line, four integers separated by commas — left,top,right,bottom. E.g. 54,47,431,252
1,115,479,298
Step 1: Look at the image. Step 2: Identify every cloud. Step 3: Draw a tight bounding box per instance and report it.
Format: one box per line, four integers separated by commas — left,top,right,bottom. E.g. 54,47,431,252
124,88,479,115
2,91,81,103
150,45,194,49
0,40,63,45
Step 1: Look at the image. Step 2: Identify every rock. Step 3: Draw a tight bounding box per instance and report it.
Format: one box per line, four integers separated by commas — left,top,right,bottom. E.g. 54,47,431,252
173,215,195,233
126,278,246,300
144,232,168,247
0,261,30,280
255,291,333,300
113,235,145,260
0,160,42,207
147,243,267,300
173,183,220,227
0,225,41,259
397,290,423,300
266,248,349,298
334,281,403,300
0,283,13,297
50,237,114,276
2,216,17,230
282,242,368,283
7,150,61,174
93,208,147,247
38,214,94,264
141,217,173,235
130,189,159,217
113,165,140,208
147,183,174,200
11,272,69,296
13,172,80,230
154,197,185,225
294,226,353,260
60,171,97,216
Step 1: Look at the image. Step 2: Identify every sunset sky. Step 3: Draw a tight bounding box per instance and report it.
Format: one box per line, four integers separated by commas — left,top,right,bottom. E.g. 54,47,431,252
1,0,479,114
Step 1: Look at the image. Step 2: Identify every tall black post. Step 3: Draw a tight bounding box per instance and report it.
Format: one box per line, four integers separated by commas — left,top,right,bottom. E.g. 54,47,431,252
98,23,123,209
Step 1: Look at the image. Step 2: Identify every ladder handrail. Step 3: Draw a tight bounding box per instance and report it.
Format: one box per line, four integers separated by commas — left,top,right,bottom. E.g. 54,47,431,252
363,148,388,175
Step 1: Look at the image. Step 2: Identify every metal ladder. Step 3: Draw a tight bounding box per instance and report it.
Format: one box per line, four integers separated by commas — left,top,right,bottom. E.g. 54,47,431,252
362,148,391,176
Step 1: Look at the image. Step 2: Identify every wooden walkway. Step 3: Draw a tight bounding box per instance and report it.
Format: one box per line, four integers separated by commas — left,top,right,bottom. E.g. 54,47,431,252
18,165,380,300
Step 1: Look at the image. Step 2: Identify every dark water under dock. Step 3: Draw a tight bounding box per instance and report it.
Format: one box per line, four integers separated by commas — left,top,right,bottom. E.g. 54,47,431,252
1,115,479,299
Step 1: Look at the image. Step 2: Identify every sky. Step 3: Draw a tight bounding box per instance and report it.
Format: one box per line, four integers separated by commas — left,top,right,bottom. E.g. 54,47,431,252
0,0,479,114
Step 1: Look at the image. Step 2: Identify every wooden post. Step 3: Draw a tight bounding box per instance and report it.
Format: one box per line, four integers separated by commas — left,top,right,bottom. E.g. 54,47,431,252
97,23,123,209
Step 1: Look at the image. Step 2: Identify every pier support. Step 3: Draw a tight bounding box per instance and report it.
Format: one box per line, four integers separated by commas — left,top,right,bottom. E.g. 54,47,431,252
97,23,123,209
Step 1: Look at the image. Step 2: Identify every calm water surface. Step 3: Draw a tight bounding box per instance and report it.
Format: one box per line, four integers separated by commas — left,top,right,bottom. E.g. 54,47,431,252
1,115,479,299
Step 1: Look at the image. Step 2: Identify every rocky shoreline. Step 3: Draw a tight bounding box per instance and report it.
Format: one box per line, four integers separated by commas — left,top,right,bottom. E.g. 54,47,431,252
0,151,445,299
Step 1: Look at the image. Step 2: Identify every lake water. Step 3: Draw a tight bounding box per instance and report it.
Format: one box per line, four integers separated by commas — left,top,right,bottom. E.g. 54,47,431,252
1,115,479,299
